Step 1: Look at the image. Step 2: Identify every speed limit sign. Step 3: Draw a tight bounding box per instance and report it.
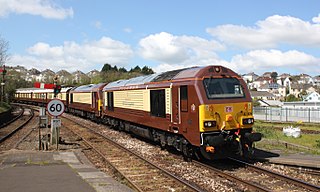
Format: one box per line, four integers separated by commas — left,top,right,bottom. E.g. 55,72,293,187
47,99,65,116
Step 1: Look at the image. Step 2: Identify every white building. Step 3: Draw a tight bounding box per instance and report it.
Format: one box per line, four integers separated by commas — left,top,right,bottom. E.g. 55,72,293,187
304,92,320,102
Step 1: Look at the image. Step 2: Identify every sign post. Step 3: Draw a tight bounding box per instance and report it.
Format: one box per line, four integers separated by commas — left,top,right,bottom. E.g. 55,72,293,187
47,99,64,150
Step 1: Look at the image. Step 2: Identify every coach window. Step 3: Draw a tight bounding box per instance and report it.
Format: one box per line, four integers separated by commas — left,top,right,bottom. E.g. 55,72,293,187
150,89,166,118
107,92,114,111
180,85,188,112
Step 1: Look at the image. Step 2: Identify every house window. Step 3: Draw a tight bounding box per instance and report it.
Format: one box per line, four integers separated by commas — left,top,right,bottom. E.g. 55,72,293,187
150,89,166,118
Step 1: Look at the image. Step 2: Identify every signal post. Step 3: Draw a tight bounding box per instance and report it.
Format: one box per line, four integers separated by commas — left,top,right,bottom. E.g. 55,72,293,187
35,75,63,150
47,99,64,149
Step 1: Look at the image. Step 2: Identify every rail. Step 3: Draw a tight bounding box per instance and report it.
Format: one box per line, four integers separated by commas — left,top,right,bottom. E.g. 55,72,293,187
228,157,320,192
64,116,204,192
0,107,34,143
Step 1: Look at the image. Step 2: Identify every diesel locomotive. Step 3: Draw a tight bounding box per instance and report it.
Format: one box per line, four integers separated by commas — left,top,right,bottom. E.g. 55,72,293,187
15,65,261,160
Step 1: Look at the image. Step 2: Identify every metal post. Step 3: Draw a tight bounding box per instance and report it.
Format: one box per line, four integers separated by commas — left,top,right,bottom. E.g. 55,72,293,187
39,120,41,150
265,107,268,121
50,117,60,150
0,65,5,103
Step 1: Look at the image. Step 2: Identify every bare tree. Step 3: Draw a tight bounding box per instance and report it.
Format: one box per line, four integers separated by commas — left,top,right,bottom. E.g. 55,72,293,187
0,35,9,66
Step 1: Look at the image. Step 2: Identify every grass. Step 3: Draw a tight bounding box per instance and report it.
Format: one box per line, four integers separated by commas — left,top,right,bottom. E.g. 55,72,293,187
255,119,320,131
253,121,320,155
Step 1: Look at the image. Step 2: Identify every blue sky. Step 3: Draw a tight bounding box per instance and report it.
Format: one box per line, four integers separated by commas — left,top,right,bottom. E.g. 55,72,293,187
0,0,320,76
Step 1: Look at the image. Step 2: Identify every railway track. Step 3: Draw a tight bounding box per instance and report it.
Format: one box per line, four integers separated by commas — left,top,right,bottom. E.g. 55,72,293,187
0,107,34,143
63,116,204,192
193,160,271,192
62,112,320,191
0,105,24,128
225,157,320,191
268,162,320,177
12,105,318,191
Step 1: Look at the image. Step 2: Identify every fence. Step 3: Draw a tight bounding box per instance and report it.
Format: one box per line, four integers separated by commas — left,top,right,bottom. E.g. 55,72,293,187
253,107,320,123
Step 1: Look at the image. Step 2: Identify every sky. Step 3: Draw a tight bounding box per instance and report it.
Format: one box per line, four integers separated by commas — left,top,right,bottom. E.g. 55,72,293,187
0,0,320,76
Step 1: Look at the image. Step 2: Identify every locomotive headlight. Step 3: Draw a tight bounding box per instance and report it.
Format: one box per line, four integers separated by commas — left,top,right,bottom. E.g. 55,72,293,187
242,118,254,125
204,121,217,128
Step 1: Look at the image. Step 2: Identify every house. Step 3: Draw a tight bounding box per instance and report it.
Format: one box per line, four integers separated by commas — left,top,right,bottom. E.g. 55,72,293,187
290,84,304,97
262,72,272,78
313,76,320,86
298,73,312,84
242,72,259,83
304,92,320,102
250,91,276,100
252,76,272,90
277,76,291,88
258,99,283,107
283,101,320,109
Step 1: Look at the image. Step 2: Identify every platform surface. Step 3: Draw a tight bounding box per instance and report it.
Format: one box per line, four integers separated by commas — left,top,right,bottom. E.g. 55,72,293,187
253,148,320,168
0,150,133,192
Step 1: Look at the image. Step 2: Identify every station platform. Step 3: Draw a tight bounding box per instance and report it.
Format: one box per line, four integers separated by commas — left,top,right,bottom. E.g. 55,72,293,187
0,150,133,192
253,149,320,169
266,153,320,169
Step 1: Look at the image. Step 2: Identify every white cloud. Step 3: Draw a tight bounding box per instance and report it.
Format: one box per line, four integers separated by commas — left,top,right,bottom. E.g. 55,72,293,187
230,49,320,74
207,15,320,49
138,32,225,65
152,59,233,74
0,0,73,19
9,36,134,72
312,14,320,23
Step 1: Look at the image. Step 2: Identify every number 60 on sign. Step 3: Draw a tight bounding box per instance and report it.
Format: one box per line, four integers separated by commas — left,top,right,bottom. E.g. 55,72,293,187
47,99,65,116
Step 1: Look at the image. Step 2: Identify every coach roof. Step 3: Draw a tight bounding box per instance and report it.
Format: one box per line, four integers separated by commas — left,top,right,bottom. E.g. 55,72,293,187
71,83,106,93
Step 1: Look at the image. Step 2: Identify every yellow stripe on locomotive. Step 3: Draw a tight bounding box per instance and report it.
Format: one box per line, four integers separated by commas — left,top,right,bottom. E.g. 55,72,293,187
199,102,254,132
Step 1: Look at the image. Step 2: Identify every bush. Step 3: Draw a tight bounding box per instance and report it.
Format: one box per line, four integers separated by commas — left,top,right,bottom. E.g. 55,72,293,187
316,140,320,148
0,102,10,113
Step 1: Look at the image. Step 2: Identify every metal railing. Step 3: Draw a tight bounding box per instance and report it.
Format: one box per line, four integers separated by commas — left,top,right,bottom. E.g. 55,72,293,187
253,107,320,123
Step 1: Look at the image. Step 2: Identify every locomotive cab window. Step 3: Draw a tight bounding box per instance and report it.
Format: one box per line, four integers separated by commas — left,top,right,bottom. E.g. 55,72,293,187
150,89,166,118
180,85,188,112
203,77,245,99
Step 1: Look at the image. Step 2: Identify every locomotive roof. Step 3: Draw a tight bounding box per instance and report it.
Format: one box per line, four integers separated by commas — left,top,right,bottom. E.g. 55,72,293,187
71,83,106,92
103,66,204,90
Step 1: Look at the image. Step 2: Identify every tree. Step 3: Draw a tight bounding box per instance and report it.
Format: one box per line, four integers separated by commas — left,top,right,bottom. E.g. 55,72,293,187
101,63,112,72
0,35,9,66
130,65,141,73
285,94,301,102
0,35,9,103
271,72,278,83
118,67,127,73
141,66,154,75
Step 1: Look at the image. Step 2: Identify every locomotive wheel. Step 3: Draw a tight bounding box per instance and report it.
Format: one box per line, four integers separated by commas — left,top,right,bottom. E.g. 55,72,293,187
182,144,193,162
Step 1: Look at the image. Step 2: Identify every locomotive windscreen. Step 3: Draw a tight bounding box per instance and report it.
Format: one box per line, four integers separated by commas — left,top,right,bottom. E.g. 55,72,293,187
203,77,245,99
